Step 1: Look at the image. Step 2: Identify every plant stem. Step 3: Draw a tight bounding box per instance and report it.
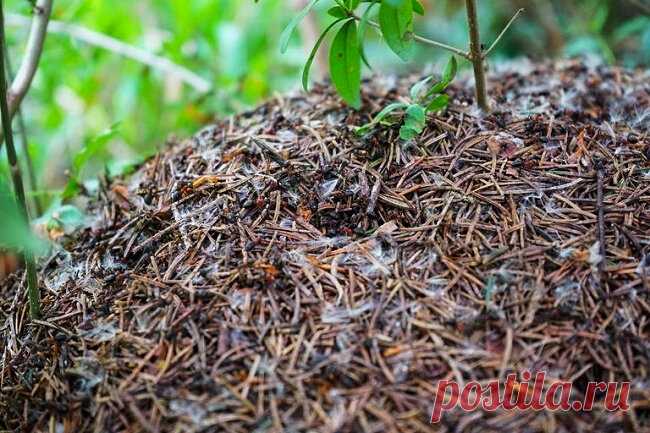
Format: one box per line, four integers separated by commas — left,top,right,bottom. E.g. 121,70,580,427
465,0,490,112
0,0,40,318
4,42,42,215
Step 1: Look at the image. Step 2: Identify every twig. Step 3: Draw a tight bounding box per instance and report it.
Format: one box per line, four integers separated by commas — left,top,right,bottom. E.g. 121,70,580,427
482,8,524,59
0,0,40,319
252,137,287,167
5,13,212,94
596,161,607,294
356,16,470,60
0,0,51,146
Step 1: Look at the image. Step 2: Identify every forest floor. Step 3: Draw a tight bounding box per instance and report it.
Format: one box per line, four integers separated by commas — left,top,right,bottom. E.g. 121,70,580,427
1,59,649,432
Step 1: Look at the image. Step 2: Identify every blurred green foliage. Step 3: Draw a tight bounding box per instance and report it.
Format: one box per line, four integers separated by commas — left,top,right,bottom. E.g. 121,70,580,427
0,0,647,253
0,176,44,253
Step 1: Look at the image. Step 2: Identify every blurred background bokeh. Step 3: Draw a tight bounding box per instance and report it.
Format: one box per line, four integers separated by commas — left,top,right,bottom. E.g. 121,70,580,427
1,0,649,214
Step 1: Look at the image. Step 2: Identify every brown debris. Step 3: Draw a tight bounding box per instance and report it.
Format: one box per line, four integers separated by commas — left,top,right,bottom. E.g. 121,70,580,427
1,60,649,432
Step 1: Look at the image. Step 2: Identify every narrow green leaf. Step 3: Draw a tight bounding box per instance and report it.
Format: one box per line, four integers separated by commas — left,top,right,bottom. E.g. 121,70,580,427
358,1,379,70
346,0,361,9
442,56,457,84
302,18,347,91
410,76,432,101
329,20,361,109
280,0,319,54
426,94,449,112
379,0,415,61
71,123,121,174
328,6,348,18
412,0,424,15
354,102,408,136
373,102,409,123
426,57,457,96
61,178,81,200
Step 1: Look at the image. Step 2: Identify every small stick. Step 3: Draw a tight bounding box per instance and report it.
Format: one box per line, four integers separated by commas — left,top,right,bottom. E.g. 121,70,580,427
252,137,287,167
482,8,524,58
358,17,470,60
596,160,607,294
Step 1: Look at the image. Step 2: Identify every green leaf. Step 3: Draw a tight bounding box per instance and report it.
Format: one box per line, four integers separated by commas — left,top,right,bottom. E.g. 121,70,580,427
426,94,449,112
354,102,408,136
410,76,432,101
61,178,82,200
426,56,457,96
379,0,414,61
358,1,379,70
0,179,46,254
373,102,409,123
399,126,418,140
399,104,425,140
63,123,121,200
107,156,145,178
345,0,361,9
71,123,121,174
302,18,347,91
412,0,424,15
35,203,86,235
442,56,457,84
329,20,361,109
328,6,348,18
280,0,319,54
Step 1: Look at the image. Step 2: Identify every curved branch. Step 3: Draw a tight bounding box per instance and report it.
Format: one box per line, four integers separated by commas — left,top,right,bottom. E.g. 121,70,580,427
0,0,52,145
6,13,212,94
8,0,51,118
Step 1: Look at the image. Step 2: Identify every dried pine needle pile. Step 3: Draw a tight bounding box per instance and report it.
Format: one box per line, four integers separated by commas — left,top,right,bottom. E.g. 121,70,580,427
1,60,649,432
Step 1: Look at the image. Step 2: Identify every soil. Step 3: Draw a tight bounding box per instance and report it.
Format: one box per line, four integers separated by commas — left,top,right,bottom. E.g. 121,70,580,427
1,59,649,433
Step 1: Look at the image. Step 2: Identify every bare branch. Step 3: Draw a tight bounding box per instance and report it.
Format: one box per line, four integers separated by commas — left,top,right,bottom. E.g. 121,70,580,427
482,8,524,59
6,13,212,94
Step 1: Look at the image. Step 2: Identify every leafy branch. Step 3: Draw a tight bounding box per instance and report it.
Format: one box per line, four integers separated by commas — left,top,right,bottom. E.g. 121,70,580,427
275,0,524,113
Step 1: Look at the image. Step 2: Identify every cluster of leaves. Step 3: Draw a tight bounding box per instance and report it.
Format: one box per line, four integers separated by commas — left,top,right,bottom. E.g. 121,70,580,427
355,56,456,139
281,0,426,109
